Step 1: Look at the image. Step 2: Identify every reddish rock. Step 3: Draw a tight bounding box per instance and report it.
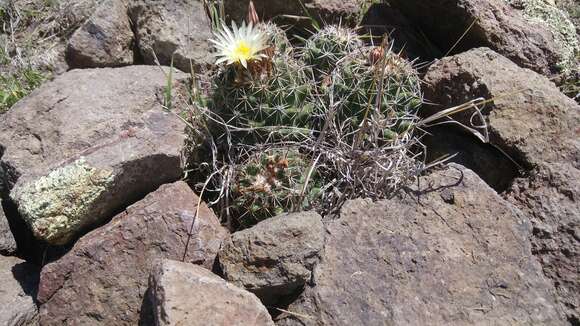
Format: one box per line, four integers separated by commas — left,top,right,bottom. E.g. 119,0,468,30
219,211,324,305
37,181,228,325
0,200,17,255
66,0,134,68
389,0,564,76
277,165,565,325
0,65,189,245
149,259,274,326
130,0,213,73
422,48,580,321
223,0,367,26
0,256,39,326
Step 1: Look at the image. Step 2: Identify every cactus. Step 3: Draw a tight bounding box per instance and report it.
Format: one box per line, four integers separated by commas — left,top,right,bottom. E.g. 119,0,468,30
320,47,423,144
231,149,320,227
212,50,316,141
258,22,292,55
302,25,363,77
197,21,425,229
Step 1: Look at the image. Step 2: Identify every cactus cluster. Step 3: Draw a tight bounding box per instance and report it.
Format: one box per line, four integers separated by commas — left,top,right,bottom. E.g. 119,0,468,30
203,21,423,227
231,149,320,227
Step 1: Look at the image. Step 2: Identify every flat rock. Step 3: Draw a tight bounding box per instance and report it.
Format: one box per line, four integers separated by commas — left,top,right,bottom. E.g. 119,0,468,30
130,0,213,73
0,200,17,255
66,0,134,68
219,211,324,305
0,65,189,245
423,48,580,321
37,181,228,325
277,165,565,325
389,0,570,76
0,256,39,326
149,259,274,326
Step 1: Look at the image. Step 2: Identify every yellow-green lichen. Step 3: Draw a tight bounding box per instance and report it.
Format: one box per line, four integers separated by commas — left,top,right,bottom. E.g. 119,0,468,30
13,158,114,244
508,0,580,73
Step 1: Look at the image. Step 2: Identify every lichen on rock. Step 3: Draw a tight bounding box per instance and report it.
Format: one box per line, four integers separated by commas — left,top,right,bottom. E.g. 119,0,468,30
13,158,114,244
507,0,579,73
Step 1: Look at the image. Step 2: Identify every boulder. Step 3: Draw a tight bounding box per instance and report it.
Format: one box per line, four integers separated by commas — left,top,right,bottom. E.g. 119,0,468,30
37,181,228,325
149,259,274,326
223,0,369,27
0,256,39,326
0,201,17,255
555,0,580,33
277,165,565,325
66,0,134,68
219,212,324,305
130,0,213,73
423,48,579,170
422,48,580,321
360,3,442,62
0,65,189,245
388,0,573,76
506,0,579,74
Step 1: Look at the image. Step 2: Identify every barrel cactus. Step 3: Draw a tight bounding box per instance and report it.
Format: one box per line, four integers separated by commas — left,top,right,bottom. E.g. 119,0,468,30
211,23,316,141
302,25,363,77
230,149,320,227
322,46,423,143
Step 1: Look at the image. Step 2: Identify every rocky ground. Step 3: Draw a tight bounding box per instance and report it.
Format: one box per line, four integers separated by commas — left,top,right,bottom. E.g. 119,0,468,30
0,0,578,325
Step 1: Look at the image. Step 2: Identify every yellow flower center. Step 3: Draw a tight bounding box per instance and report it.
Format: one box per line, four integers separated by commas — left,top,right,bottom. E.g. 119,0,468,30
233,41,252,61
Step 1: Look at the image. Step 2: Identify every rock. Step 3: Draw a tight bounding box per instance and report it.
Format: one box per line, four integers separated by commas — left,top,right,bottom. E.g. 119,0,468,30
66,0,134,68
219,212,324,305
149,259,274,326
556,0,580,33
0,256,39,326
0,201,17,255
422,48,580,321
388,0,572,76
223,0,369,27
0,65,189,245
423,48,579,169
422,125,519,192
277,165,566,325
130,0,213,73
37,181,228,325
360,3,442,62
506,0,579,74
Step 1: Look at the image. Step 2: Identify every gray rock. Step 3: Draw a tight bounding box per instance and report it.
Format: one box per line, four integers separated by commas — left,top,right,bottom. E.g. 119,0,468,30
0,65,189,245
0,201,17,255
66,0,134,68
223,0,368,27
130,0,213,73
149,259,274,326
388,0,570,76
37,181,228,325
277,165,565,325
0,256,39,326
422,48,580,321
219,211,324,305
556,0,580,33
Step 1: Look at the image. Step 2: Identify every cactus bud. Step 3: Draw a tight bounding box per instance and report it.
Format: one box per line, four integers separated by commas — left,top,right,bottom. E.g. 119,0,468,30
369,46,385,65
247,1,260,25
